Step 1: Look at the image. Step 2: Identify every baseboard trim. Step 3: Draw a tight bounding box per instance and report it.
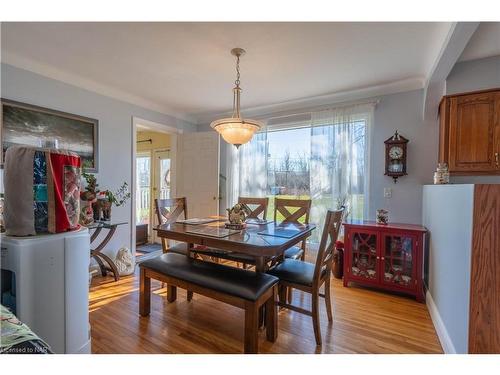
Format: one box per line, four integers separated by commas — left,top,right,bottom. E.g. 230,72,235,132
426,290,457,354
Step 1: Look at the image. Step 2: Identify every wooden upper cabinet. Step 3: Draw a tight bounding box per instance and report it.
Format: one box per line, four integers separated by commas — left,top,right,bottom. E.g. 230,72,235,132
439,89,500,175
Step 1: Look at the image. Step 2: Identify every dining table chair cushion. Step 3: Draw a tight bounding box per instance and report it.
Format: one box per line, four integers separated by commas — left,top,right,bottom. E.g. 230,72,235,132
140,253,279,301
267,259,325,287
283,246,304,260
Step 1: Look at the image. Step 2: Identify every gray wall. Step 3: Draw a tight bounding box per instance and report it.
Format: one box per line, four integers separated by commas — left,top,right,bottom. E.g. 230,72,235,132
210,89,439,225
370,89,437,223
446,55,500,95
422,184,474,353
446,55,500,184
1,63,196,258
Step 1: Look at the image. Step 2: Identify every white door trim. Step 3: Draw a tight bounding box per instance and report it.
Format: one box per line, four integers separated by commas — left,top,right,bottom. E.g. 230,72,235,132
131,116,182,252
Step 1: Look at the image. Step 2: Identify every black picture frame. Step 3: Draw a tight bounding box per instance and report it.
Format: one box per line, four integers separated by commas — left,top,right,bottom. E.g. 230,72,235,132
0,99,99,172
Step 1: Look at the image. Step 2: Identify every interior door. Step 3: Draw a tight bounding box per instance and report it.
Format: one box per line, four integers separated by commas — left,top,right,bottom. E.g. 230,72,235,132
177,132,220,218
152,149,171,243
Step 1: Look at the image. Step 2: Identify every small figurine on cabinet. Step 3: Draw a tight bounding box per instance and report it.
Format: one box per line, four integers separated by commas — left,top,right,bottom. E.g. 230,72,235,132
433,163,450,184
376,209,389,225
384,130,409,183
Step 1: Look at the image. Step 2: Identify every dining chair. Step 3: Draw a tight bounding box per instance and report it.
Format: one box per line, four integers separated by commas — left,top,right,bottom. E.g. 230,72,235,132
274,198,312,261
155,198,222,257
154,197,190,256
267,208,344,346
229,197,270,269
238,197,269,220
155,197,233,299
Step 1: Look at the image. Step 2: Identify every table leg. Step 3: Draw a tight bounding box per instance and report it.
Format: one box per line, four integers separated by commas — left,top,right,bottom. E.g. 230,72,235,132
92,251,120,281
92,253,107,276
254,256,268,328
90,225,120,281
255,257,267,273
92,225,117,252
90,226,103,243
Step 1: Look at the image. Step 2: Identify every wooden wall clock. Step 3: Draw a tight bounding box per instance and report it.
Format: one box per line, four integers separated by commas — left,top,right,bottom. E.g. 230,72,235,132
384,131,409,183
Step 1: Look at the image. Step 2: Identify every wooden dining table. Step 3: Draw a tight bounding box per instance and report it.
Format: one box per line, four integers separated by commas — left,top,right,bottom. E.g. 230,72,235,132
155,219,316,272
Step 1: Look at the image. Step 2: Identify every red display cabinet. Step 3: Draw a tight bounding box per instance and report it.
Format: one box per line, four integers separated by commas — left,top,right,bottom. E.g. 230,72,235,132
343,221,427,302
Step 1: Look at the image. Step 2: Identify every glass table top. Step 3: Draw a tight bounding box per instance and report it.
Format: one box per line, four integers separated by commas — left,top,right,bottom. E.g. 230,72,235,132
85,221,128,229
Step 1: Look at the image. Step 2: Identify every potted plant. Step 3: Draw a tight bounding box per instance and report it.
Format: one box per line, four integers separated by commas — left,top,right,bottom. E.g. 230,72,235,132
99,182,131,221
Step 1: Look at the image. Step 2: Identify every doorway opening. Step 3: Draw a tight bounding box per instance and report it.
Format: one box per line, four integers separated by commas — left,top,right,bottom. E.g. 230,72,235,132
131,118,181,259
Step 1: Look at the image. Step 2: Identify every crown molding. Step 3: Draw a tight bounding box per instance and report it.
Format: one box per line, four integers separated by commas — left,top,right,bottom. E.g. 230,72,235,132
1,51,197,124
194,76,425,125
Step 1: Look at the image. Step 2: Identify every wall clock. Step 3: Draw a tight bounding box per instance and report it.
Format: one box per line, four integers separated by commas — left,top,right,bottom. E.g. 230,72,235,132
384,130,409,183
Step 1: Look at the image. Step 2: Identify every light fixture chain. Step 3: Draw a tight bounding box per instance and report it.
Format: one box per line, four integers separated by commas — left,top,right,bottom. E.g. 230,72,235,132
235,55,241,87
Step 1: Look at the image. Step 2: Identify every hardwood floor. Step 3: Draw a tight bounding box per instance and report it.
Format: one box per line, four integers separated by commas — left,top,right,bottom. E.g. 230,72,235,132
89,254,443,354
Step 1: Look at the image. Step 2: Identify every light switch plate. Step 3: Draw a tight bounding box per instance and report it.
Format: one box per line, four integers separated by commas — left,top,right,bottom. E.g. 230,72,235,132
384,187,392,198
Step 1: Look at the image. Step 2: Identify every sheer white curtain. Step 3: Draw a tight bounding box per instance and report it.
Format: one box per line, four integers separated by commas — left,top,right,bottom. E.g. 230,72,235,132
310,103,373,234
224,102,374,242
225,129,267,209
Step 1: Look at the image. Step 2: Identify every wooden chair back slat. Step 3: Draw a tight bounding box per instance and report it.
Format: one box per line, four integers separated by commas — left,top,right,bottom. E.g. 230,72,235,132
313,209,344,284
154,198,188,225
238,197,269,220
274,198,311,224
154,198,188,254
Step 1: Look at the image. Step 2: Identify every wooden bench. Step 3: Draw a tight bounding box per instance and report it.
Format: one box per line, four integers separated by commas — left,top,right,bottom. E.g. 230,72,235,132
139,253,279,353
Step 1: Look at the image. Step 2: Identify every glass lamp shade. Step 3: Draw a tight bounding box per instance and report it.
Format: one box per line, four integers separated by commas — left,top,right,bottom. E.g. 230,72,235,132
210,117,262,148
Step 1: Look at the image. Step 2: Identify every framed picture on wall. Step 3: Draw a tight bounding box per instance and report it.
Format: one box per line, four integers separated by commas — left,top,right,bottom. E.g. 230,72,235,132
0,99,99,172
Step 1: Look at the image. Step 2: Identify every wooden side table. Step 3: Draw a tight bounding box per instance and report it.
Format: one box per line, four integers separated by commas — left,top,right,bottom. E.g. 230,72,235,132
87,221,127,282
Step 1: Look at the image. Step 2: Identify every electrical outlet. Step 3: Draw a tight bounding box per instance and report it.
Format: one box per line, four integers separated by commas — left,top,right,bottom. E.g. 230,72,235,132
384,187,392,198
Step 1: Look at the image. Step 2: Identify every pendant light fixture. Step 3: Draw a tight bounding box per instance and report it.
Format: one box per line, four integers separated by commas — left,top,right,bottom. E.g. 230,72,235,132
210,48,263,148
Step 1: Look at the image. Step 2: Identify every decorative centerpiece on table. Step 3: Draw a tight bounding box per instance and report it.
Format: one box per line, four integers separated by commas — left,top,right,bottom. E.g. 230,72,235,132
225,203,249,230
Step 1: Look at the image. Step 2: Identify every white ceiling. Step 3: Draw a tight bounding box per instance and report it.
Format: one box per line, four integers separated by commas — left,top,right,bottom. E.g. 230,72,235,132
459,22,500,62
1,22,454,123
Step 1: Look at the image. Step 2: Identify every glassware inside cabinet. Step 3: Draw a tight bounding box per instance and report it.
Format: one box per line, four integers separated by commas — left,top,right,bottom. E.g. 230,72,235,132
350,232,378,280
383,234,414,288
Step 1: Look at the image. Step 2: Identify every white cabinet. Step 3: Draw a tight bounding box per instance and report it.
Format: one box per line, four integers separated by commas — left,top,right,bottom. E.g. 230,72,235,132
1,227,91,353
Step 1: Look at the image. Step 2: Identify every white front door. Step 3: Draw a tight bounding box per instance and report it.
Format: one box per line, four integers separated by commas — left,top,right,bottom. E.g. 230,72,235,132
177,132,220,218
152,149,171,243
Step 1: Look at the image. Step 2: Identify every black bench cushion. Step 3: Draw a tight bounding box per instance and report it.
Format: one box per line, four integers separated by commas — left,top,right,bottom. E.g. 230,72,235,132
140,253,278,301
267,259,325,287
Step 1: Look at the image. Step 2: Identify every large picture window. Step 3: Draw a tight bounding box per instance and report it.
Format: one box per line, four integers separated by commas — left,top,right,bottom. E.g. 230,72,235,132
226,103,374,242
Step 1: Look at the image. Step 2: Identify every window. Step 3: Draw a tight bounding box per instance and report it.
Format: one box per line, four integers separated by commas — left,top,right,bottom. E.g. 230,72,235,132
136,154,151,225
227,103,373,242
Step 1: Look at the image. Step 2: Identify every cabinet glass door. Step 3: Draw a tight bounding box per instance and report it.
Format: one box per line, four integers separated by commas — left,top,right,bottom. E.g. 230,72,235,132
382,234,415,289
350,232,378,281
